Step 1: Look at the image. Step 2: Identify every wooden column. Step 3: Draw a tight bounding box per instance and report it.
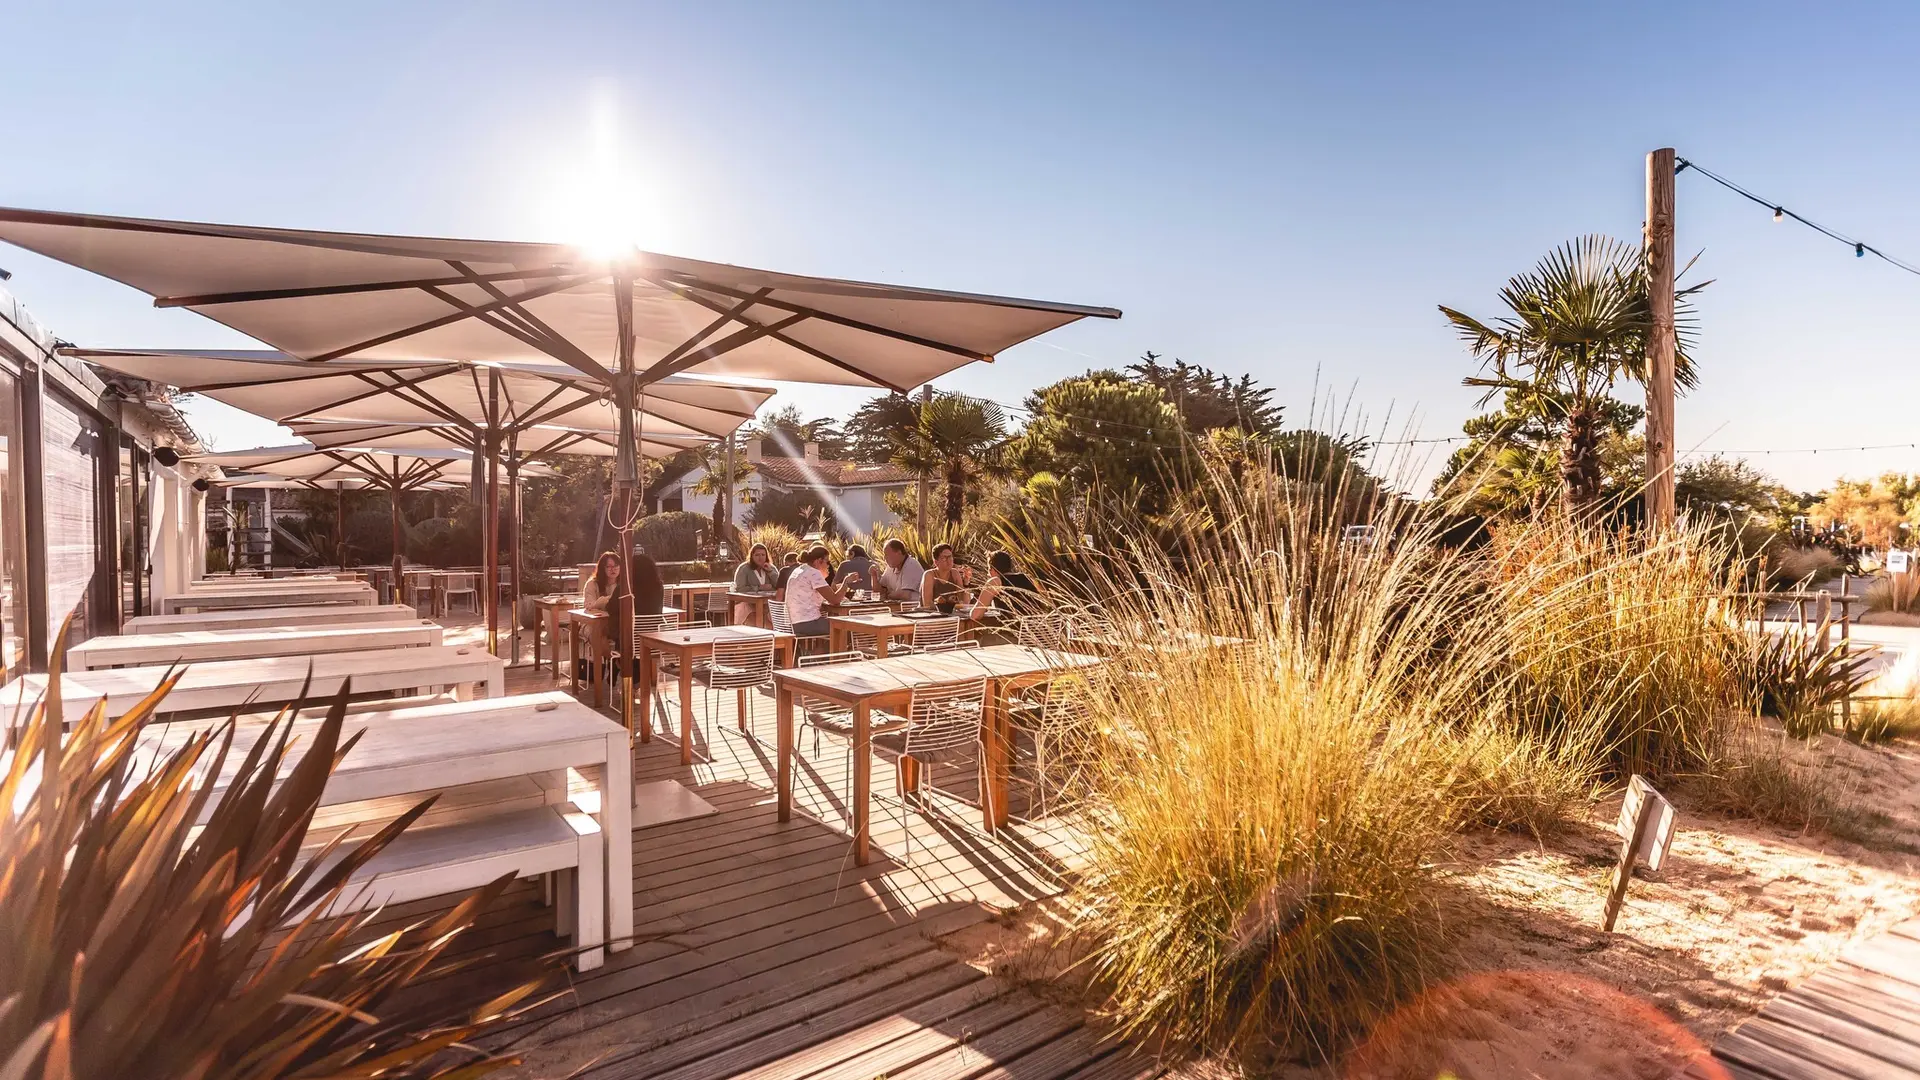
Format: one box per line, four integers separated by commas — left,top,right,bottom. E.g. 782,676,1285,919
507,442,523,664
1644,147,1677,528
335,484,348,569
484,371,503,656
388,483,404,598
613,269,638,732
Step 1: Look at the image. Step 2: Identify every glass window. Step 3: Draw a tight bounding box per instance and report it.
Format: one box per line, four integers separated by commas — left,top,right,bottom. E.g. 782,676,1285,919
0,368,24,680
44,391,106,647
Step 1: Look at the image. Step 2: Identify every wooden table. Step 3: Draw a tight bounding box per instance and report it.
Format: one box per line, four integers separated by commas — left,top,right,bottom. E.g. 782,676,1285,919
69,622,444,670
664,581,733,623
534,594,582,676
634,625,795,765
125,603,424,635
133,691,633,963
565,606,683,707
1066,630,1250,656
161,581,375,614
771,645,1105,863
0,644,506,720
828,612,926,658
727,590,772,628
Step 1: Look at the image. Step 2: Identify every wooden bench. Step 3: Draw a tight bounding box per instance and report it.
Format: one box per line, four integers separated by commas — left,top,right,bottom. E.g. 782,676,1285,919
70,622,444,670
303,804,606,970
125,604,425,634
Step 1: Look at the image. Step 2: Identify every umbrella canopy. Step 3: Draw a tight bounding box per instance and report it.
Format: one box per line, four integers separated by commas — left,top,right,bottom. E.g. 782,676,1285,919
1,208,1121,391
188,444,549,488
74,348,771,442
282,420,702,461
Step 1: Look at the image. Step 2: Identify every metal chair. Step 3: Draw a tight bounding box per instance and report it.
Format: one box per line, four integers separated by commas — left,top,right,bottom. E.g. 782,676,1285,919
1006,668,1105,819
794,649,878,756
768,599,829,655
904,616,961,653
626,611,682,725
1015,610,1075,652
870,677,992,864
702,636,777,745
690,586,731,626
841,601,891,654
441,572,479,616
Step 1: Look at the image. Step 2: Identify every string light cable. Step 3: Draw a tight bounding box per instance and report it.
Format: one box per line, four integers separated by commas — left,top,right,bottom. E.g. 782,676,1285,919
1675,157,1920,278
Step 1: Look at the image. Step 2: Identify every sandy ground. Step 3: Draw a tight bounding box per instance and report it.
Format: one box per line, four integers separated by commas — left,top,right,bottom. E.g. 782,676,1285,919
936,731,1920,1080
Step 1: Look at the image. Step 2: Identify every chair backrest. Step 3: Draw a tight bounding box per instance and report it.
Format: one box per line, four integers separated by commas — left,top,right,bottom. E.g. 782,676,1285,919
800,650,868,668
846,602,890,616
902,677,989,757
1015,611,1073,651
445,573,477,593
631,611,681,646
921,639,981,653
767,600,793,634
710,636,776,678
910,617,961,649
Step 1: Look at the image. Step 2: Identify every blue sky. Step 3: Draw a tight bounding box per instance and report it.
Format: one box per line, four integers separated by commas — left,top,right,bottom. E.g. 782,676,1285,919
3,1,1918,490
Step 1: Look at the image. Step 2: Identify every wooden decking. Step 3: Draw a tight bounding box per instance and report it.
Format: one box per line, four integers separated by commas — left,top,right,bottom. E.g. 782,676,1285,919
359,656,1160,1080
1689,918,1920,1079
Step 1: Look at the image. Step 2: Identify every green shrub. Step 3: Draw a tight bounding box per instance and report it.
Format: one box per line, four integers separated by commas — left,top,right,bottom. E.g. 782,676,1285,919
1769,545,1841,588
1737,629,1874,739
634,510,708,561
1865,571,1920,615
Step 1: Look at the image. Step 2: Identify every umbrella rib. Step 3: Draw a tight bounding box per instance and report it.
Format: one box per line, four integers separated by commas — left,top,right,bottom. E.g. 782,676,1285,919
508,383,580,432
653,288,773,367
651,280,907,391
151,266,578,309
419,283,600,375
642,313,809,384
177,361,445,393
657,277,992,362
444,260,619,383
303,274,592,363
293,371,468,428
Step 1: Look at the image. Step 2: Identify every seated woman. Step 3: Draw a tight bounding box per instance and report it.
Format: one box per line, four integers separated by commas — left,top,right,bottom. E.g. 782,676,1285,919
583,551,624,614
968,549,1038,623
731,543,777,623
921,543,974,614
785,545,846,638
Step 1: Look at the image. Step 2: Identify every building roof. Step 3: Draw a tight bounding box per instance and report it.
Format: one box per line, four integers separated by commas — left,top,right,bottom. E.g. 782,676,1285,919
750,456,917,489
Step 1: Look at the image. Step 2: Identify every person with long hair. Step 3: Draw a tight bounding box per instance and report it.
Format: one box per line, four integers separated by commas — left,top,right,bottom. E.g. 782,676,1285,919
583,550,624,614
731,542,776,623
629,550,665,617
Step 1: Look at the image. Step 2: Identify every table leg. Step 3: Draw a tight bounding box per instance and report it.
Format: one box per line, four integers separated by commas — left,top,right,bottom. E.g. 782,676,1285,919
487,667,504,699
777,685,794,821
635,639,654,742
533,610,544,672
591,624,606,710
568,622,580,697
983,681,1010,831
679,655,695,765
874,633,891,659
602,728,633,952
777,638,794,669
853,701,871,865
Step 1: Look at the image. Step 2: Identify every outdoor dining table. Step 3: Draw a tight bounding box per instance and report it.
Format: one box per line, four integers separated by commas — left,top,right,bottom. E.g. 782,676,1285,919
727,590,772,628
533,594,582,676
161,581,375,614
634,625,795,764
0,644,506,721
68,621,444,670
131,691,634,968
827,612,935,658
771,644,1106,864
125,603,423,635
663,580,732,623
565,606,684,707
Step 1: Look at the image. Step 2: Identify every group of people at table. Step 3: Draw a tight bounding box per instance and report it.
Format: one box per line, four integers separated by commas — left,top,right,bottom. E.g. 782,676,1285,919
577,536,1038,636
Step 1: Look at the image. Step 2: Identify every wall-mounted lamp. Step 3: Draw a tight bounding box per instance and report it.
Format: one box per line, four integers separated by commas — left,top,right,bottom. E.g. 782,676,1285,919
153,446,181,467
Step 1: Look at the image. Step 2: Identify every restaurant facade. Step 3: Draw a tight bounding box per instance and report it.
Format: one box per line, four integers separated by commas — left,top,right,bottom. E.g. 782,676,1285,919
0,283,209,676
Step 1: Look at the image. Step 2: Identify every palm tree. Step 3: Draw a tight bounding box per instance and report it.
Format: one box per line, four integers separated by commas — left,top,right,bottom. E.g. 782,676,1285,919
1440,234,1704,515
688,439,755,550
889,394,1009,527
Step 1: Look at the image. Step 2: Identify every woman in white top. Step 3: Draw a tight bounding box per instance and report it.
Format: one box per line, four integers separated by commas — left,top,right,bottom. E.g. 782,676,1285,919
785,544,845,637
582,551,624,613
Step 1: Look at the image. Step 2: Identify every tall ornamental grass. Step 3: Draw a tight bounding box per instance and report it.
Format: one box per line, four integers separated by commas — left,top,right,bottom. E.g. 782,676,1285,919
1004,450,1750,1063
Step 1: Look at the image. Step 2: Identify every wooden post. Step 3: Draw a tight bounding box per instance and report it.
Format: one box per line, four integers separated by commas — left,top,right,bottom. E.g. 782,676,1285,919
1644,147,1677,528
507,442,522,664
613,269,638,734
484,372,502,657
388,483,404,602
916,383,933,551
335,484,348,570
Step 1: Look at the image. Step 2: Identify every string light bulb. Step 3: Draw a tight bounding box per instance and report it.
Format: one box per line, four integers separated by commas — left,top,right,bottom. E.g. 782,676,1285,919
1773,207,1784,223
1857,242,1866,258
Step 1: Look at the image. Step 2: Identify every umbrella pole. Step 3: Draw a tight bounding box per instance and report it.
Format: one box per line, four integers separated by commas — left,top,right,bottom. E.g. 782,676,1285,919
389,481,404,604
507,442,523,666
613,269,638,735
484,371,502,657
335,483,347,569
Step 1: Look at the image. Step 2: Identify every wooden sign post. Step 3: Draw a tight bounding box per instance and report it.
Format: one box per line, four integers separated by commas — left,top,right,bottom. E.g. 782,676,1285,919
1603,775,1676,932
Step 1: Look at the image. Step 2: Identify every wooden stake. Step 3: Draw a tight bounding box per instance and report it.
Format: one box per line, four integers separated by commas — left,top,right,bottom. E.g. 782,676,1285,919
1645,147,1678,528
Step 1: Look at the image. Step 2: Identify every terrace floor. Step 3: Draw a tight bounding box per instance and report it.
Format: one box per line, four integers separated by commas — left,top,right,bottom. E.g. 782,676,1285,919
387,627,1159,1080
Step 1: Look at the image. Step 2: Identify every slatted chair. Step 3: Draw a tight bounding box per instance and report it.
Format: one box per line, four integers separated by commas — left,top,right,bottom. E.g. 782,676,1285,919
1015,610,1076,652
701,636,777,745
794,649,880,758
441,572,480,616
903,616,962,653
1007,667,1107,819
841,601,891,654
870,676,991,864
768,599,828,656
626,610,682,726
689,585,732,626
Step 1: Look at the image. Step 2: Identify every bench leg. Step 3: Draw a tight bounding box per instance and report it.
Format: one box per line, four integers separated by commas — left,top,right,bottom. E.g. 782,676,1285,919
573,825,606,972
554,871,573,936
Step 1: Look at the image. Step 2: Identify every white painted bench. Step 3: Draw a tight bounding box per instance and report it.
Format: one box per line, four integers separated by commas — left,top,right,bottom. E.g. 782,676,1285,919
307,805,605,970
126,604,425,634
161,583,376,614
70,623,443,670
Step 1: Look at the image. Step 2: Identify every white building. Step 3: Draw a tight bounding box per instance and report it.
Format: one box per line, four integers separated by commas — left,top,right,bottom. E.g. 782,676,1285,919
656,439,916,539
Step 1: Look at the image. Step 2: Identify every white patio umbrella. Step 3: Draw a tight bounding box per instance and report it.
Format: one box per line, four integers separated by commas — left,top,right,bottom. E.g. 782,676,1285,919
76,346,772,654
3,207,1120,724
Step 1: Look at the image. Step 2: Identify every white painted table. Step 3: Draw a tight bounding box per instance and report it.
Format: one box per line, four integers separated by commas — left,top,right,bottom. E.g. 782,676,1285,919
126,603,424,634
133,691,635,959
161,582,375,614
70,622,445,670
1,644,504,718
